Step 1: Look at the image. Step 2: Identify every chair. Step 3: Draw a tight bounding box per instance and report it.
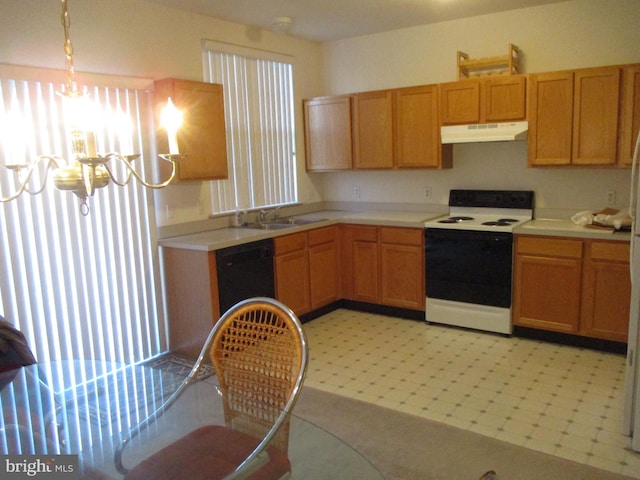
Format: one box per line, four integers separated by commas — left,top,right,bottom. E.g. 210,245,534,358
0,316,37,375
115,297,309,480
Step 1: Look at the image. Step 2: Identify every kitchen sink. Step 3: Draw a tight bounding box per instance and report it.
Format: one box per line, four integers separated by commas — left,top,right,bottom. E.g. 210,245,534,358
244,222,296,230
243,216,328,230
273,216,328,226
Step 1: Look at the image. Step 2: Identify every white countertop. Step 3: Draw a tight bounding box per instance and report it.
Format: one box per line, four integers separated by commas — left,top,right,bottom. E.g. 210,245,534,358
158,209,445,251
515,218,632,241
159,209,632,252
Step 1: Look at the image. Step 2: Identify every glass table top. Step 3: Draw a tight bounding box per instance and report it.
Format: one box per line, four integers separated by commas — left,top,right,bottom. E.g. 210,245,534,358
0,360,384,479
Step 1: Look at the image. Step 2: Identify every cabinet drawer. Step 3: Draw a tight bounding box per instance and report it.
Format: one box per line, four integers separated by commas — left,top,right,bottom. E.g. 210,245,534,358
349,225,378,242
380,227,423,246
308,226,338,247
275,232,307,255
589,241,630,262
516,236,583,258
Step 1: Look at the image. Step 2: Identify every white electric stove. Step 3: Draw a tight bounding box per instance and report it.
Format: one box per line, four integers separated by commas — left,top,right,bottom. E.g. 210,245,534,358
424,189,535,334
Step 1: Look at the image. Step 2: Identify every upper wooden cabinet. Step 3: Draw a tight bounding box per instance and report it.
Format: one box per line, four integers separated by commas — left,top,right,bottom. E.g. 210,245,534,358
154,78,228,181
484,76,527,122
352,90,395,169
440,75,526,125
527,71,574,166
528,66,622,167
619,64,640,167
303,95,352,171
394,85,452,169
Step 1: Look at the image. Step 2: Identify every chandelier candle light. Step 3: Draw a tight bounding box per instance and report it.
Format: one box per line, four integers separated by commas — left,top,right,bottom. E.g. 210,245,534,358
0,0,184,215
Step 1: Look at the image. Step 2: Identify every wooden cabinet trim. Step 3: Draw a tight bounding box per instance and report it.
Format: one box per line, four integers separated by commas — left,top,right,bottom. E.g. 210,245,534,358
274,232,307,255
588,240,630,262
380,226,423,246
308,225,338,247
349,225,379,242
516,235,583,258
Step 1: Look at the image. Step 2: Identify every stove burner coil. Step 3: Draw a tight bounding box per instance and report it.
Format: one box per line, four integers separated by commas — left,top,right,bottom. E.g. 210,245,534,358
438,216,474,223
482,219,519,226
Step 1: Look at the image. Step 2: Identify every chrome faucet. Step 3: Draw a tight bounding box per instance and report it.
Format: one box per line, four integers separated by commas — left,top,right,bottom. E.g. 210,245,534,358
258,206,283,222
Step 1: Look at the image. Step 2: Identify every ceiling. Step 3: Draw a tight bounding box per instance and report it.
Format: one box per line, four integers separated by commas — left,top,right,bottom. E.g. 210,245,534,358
140,0,570,42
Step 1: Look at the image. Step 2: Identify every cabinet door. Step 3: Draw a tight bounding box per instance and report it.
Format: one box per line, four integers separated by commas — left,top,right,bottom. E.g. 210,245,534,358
581,241,630,341
440,80,480,125
379,227,424,309
572,67,621,166
304,96,352,171
275,233,311,315
527,72,574,166
341,225,379,302
394,85,452,169
308,226,340,309
619,64,640,167
353,91,394,169
483,76,526,122
154,79,228,181
513,236,583,333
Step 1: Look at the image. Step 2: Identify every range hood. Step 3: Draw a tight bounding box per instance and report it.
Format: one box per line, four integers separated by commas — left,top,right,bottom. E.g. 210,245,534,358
440,121,528,144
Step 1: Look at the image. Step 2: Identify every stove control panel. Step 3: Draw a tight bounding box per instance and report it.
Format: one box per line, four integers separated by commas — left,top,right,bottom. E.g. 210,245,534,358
449,190,534,209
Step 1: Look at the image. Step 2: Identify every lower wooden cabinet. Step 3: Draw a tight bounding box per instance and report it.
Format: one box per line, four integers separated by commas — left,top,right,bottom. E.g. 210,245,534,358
513,235,630,342
513,236,583,333
380,227,425,310
581,241,631,341
308,226,341,309
162,247,221,358
342,225,379,303
274,232,311,315
274,226,340,315
341,224,424,310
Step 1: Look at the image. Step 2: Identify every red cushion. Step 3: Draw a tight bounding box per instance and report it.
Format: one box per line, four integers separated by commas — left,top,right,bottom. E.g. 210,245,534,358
124,426,290,480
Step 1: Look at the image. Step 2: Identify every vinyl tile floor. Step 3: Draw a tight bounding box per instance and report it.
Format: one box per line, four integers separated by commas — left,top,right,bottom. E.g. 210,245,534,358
302,308,640,478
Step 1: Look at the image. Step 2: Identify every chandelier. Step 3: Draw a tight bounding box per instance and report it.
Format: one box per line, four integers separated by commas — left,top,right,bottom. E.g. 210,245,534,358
0,0,183,215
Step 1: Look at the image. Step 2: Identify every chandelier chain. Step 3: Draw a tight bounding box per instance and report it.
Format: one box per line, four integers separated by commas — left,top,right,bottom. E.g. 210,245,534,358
61,0,77,95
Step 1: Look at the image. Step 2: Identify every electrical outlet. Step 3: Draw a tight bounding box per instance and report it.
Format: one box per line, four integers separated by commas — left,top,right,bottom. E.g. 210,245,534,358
352,186,360,198
606,190,617,205
425,187,432,199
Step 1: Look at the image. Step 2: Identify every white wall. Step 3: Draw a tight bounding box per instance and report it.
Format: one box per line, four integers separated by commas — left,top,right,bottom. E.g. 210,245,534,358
0,0,325,226
318,0,640,214
1,0,639,223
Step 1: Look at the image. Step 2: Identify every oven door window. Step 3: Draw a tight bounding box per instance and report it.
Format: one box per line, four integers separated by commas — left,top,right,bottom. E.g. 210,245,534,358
425,229,513,308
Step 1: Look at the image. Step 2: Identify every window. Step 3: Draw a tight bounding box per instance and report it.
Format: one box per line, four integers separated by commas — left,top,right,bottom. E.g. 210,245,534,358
0,75,166,366
203,42,297,213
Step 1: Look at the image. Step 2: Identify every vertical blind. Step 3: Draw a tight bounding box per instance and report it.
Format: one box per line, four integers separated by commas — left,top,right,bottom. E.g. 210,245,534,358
203,47,297,213
0,77,165,367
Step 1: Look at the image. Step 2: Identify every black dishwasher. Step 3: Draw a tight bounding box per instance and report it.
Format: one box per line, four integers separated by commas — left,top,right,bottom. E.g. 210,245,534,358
215,238,275,313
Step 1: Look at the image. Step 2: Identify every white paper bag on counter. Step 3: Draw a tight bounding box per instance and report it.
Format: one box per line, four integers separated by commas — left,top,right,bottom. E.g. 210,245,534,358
571,208,632,230
571,210,594,226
